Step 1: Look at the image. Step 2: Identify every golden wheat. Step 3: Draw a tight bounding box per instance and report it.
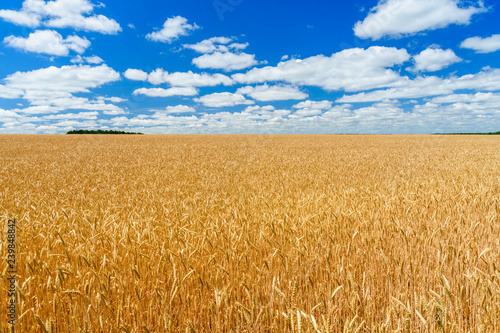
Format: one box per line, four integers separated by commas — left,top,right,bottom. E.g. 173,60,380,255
1,135,499,332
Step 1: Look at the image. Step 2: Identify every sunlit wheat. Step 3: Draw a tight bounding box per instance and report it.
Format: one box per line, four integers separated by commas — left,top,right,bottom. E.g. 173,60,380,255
1,134,499,332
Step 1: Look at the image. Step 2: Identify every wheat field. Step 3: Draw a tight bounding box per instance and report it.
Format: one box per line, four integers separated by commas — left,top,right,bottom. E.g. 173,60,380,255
1,135,499,332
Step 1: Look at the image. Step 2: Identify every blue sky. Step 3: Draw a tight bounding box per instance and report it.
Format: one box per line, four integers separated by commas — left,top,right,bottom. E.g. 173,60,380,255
0,0,499,134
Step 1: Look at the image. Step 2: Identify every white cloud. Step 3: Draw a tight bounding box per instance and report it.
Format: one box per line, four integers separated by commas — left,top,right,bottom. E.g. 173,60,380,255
132,87,198,97
164,105,196,114
240,105,291,120
1,64,122,116
99,96,126,103
237,84,308,101
0,0,121,34
79,92,500,134
411,99,500,129
293,108,323,117
146,16,199,43
337,77,448,103
194,92,254,107
347,101,404,121
42,111,98,120
424,67,500,91
103,110,126,115
10,96,124,114
70,55,84,63
233,46,410,92
230,43,249,50
337,68,500,103
159,71,234,87
430,92,500,104
293,100,332,110
124,69,149,81
41,119,99,128
4,30,90,56
70,55,104,64
184,36,233,53
184,36,250,55
460,34,500,54
411,47,461,72
12,90,500,134
8,105,59,114
0,85,24,99
0,9,40,27
82,55,103,64
0,109,22,121
354,0,486,40
291,100,332,117
192,52,259,71
103,107,296,134
243,105,276,114
5,64,120,97
46,13,121,34
322,105,354,119
124,68,234,87
146,68,168,85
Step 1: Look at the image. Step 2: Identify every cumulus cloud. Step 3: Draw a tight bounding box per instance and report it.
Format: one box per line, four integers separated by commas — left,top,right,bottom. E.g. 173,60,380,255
337,68,500,103
0,85,24,99
146,16,199,43
10,96,124,114
164,105,196,114
42,111,98,120
0,9,40,27
0,0,121,34
411,47,461,72
460,34,500,54
184,36,250,54
430,92,500,104
411,99,500,130
233,46,410,92
291,100,333,117
86,91,500,134
337,78,447,103
4,30,90,56
184,36,233,53
192,52,259,71
241,105,291,119
354,0,486,40
230,42,249,50
71,55,104,64
0,109,23,121
1,64,122,115
194,92,254,107
46,13,121,34
243,105,276,114
185,36,259,72
293,108,324,117
132,87,198,97
124,69,149,81
5,64,120,96
237,84,308,101
158,71,234,87
98,96,126,103
292,100,332,110
19,88,500,134
123,68,234,87
146,68,170,85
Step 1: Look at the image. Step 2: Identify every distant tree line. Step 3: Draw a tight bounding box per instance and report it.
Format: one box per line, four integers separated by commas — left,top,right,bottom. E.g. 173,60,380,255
436,131,500,135
66,129,144,135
